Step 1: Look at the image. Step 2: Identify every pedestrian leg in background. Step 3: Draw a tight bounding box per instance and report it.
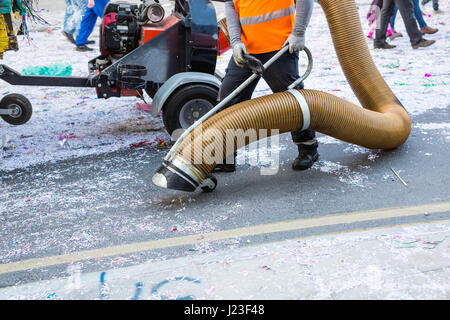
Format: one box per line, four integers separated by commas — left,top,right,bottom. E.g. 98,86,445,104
421,0,439,11
63,0,76,43
73,0,89,40
389,7,397,30
413,0,438,34
75,6,96,51
388,7,403,40
366,1,381,39
427,0,439,11
374,0,397,49
63,0,88,45
395,0,434,48
432,0,439,11
75,0,110,51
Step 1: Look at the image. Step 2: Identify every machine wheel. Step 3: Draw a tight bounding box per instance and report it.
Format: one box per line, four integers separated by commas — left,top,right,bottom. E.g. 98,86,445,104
0,94,33,125
162,84,219,135
201,174,217,193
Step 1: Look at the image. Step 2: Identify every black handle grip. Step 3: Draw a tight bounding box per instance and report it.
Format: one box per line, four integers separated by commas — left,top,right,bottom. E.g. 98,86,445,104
243,54,264,75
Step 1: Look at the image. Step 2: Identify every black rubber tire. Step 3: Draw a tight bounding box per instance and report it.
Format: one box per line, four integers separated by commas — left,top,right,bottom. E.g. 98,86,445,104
0,94,33,125
201,174,218,193
162,84,219,135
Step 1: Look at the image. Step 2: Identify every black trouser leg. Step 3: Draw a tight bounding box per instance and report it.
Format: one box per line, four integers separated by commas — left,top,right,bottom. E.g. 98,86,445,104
395,0,423,45
219,57,260,108
375,0,396,46
432,0,439,10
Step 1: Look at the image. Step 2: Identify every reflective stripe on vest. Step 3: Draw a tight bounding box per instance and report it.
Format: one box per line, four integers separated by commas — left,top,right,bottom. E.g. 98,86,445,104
239,5,295,26
234,0,295,54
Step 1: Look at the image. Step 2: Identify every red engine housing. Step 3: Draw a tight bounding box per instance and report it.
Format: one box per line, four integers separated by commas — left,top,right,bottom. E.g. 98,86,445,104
139,15,181,46
98,8,230,97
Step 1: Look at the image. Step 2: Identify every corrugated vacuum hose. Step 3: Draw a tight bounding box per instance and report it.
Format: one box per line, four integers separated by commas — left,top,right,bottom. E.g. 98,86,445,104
152,0,411,192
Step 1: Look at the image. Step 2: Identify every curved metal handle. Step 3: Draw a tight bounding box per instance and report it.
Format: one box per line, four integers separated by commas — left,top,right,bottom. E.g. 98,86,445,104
288,46,313,90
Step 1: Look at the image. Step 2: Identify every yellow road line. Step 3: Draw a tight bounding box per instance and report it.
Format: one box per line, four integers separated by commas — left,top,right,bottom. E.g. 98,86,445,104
1,201,449,275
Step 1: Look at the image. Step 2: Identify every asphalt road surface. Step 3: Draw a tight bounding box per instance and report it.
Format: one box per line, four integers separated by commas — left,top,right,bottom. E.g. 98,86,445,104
1,106,449,288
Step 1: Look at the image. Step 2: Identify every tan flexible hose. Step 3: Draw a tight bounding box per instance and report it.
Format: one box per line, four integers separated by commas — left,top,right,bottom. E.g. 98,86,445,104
152,0,411,192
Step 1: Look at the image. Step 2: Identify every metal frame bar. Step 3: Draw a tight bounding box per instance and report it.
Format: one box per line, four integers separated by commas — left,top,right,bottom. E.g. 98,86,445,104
0,109,14,115
0,65,92,88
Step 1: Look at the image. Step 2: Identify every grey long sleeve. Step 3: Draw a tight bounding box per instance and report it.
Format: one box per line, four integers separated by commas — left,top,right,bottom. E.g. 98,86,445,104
293,0,314,36
225,0,243,46
225,0,314,45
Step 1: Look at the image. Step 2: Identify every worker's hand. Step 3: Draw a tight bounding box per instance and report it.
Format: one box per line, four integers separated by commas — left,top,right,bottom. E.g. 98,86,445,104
88,0,95,8
232,42,249,68
283,33,305,54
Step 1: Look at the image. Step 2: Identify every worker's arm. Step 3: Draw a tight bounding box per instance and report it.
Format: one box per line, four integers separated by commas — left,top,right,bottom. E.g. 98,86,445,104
284,0,314,53
225,0,248,67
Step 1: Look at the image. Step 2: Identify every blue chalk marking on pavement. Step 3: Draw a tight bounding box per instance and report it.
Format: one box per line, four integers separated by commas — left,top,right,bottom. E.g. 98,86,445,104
151,276,201,300
99,271,109,300
132,282,144,300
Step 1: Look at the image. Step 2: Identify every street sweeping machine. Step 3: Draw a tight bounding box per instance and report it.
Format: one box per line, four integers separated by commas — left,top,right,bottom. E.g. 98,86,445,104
0,0,231,135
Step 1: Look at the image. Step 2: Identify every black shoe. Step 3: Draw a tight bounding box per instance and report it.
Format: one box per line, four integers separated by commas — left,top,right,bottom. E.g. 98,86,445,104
292,146,319,171
213,163,236,173
422,0,430,4
374,42,396,49
214,152,237,173
76,44,94,52
62,31,76,44
412,38,435,49
86,40,95,45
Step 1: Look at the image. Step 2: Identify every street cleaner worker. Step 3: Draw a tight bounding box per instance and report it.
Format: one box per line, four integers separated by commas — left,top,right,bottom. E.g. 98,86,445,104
215,0,318,173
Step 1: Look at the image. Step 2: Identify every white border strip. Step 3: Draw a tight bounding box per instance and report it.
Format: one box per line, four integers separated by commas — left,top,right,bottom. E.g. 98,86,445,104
288,89,310,131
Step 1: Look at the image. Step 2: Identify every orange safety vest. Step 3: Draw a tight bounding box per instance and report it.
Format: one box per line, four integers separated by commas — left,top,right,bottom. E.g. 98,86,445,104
234,0,295,54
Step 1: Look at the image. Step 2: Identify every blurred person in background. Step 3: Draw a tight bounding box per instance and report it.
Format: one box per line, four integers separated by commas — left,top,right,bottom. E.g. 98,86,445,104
75,0,109,51
366,0,401,40
63,0,95,45
422,0,439,11
374,0,435,49
389,0,438,38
